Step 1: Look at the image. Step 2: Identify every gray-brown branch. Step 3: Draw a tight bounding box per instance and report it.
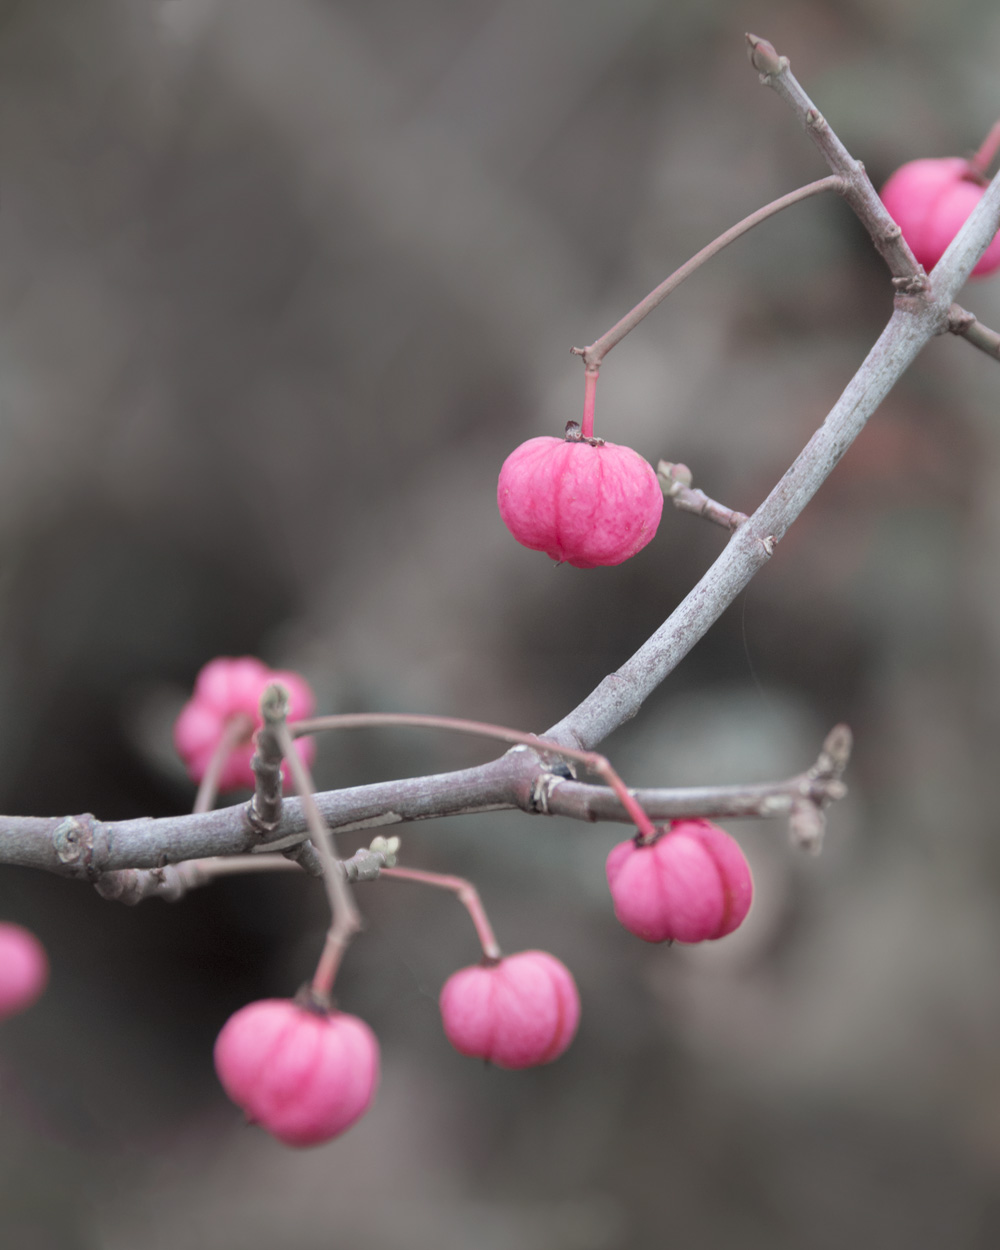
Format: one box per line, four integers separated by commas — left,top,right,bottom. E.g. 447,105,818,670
1,36,998,880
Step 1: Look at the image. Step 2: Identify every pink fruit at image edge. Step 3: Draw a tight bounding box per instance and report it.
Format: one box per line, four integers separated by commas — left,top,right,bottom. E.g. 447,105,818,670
439,949,581,1069
214,999,380,1147
173,655,316,792
497,436,663,568
880,157,1000,277
0,922,48,1021
606,818,753,944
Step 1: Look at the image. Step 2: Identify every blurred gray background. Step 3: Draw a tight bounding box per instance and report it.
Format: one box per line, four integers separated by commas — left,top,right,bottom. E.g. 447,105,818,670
2,0,1000,1246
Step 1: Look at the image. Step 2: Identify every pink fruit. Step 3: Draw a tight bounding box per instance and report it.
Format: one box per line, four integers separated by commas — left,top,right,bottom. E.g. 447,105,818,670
880,157,1000,277
174,656,316,792
439,949,580,1069
497,435,663,568
214,999,379,1147
0,923,48,1021
605,819,753,944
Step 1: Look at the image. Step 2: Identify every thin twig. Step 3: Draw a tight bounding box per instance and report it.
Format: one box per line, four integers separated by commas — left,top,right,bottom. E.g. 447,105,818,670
746,34,926,288
970,118,1000,177
947,304,1000,360
657,461,748,532
379,866,501,961
572,175,843,371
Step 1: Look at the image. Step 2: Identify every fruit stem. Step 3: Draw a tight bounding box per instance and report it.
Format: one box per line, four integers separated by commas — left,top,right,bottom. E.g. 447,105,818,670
272,716,362,1003
192,713,255,814
572,175,843,371
581,367,599,439
970,118,1000,177
379,866,502,961
289,711,658,841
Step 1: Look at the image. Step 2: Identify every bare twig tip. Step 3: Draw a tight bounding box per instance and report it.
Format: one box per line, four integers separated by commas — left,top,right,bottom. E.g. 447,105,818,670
745,33,786,77
823,724,853,771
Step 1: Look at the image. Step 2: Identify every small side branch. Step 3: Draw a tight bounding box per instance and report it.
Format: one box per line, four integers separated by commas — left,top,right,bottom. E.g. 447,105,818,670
572,175,843,370
539,724,851,852
947,304,1000,361
657,461,748,532
746,33,926,289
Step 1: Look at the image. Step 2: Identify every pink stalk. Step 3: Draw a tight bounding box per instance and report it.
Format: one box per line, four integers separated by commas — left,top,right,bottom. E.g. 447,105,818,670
581,368,599,439
380,866,501,961
274,722,361,1004
290,711,658,841
573,175,843,370
971,118,1000,177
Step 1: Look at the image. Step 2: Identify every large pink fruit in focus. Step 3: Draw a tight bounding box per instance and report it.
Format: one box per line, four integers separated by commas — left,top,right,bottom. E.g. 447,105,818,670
440,950,580,1069
880,157,1000,277
214,999,379,1147
174,656,316,792
498,435,663,568
0,923,48,1021
606,819,753,944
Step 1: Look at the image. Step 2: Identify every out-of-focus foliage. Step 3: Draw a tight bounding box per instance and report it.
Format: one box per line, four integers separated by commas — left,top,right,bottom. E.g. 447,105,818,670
2,1,1000,1246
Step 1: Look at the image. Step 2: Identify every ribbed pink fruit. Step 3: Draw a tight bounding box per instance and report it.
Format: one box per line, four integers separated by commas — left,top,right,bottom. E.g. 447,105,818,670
0,923,48,1021
440,950,580,1069
498,436,663,568
174,656,316,792
214,999,379,1147
880,157,1000,277
606,819,753,943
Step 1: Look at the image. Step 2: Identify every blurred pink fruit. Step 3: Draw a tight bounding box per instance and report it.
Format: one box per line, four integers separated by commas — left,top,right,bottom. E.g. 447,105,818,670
0,922,48,1021
880,157,1000,277
174,655,315,792
214,999,379,1147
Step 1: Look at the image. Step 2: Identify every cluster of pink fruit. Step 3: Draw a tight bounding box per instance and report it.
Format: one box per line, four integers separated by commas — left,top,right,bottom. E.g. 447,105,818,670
170,658,753,1147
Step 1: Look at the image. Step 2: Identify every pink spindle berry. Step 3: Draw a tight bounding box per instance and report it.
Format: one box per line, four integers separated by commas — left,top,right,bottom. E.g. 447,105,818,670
880,157,1000,277
174,656,316,792
498,435,663,568
0,923,48,1021
606,819,753,944
214,999,379,1147
439,950,580,1069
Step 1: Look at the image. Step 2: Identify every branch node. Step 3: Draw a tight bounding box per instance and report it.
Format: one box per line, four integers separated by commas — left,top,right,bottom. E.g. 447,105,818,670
54,814,98,878
789,799,825,853
530,771,564,815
